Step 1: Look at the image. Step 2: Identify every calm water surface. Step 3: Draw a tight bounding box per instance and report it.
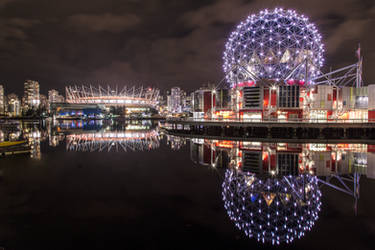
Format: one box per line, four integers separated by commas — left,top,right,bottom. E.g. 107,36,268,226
0,120,374,250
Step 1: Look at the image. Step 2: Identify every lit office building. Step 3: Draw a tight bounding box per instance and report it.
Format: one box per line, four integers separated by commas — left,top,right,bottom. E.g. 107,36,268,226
40,94,48,111
48,89,64,104
48,89,65,113
166,91,171,112
168,87,182,113
7,93,21,117
182,94,192,113
192,88,216,119
23,80,40,111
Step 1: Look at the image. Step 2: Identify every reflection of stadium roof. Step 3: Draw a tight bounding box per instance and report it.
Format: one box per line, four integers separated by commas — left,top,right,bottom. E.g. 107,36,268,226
222,169,321,245
66,130,160,152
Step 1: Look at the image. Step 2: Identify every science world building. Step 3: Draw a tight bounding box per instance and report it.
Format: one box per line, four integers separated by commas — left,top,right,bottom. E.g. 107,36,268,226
192,8,372,123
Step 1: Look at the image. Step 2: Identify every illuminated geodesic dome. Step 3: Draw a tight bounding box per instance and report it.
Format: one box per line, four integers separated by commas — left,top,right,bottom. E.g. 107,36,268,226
223,8,324,87
222,170,321,245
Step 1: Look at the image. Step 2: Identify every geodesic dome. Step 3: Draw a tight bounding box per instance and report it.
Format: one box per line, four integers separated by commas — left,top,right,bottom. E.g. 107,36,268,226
222,169,321,245
223,8,324,87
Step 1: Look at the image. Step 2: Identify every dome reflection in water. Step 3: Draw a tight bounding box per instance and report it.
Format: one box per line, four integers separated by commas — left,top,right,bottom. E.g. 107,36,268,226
189,139,368,244
222,169,321,245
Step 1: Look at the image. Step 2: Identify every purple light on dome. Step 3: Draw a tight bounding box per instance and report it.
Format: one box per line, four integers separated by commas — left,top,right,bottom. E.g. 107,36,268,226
222,169,321,244
223,8,324,87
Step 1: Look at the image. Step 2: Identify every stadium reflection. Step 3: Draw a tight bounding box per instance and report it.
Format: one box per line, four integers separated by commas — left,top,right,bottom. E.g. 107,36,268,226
188,138,373,244
53,120,161,152
0,120,161,157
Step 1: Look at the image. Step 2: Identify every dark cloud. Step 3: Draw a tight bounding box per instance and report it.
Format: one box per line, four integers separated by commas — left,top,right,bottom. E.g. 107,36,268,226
66,13,140,33
0,17,40,60
0,18,39,40
0,0,16,8
0,0,374,95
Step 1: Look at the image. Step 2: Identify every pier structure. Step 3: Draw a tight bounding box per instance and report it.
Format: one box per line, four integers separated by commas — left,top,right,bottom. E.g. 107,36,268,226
163,119,375,141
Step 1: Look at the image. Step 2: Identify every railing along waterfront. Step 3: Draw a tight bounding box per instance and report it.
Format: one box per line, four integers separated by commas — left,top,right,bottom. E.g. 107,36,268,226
167,117,374,124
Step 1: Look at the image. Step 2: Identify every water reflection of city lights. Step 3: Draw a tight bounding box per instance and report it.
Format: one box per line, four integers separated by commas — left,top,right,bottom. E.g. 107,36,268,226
189,138,373,241
222,170,321,245
66,130,160,152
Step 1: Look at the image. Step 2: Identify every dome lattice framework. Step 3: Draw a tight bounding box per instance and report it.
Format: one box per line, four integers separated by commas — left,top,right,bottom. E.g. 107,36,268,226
222,169,321,245
223,8,324,87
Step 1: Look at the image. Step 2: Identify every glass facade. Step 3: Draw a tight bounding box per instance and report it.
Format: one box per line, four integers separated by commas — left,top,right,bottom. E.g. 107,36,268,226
278,85,300,108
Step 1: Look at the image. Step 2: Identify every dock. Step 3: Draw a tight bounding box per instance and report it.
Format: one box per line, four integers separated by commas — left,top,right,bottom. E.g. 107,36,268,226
0,141,31,157
163,119,375,141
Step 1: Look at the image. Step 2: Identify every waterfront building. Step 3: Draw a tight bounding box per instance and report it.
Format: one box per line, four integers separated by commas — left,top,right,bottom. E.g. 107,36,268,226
168,87,182,113
0,84,4,115
7,93,21,117
48,89,64,104
48,89,65,113
166,91,172,113
182,94,192,113
192,87,216,119
186,8,370,123
180,90,187,110
23,80,40,111
50,103,106,119
190,84,375,122
158,94,166,107
39,94,48,111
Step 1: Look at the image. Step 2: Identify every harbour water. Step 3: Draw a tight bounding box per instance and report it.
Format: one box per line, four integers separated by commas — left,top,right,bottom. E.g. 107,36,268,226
0,120,374,249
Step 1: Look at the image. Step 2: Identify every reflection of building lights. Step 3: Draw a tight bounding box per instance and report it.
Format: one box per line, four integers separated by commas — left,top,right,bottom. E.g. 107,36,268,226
222,170,321,245
66,130,160,152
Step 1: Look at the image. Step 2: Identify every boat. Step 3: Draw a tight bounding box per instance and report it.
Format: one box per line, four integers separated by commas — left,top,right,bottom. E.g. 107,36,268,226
0,140,27,147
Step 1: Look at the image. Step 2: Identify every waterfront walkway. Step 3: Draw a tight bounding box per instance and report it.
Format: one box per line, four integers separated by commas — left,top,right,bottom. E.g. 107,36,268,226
163,118,375,141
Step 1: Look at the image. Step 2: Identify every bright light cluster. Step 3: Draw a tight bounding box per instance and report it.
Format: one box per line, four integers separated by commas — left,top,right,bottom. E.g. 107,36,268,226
223,8,324,87
66,130,160,152
222,170,321,245
66,85,160,107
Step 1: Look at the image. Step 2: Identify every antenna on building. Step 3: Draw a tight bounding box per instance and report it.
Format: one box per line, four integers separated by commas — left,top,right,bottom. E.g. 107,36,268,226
356,43,363,88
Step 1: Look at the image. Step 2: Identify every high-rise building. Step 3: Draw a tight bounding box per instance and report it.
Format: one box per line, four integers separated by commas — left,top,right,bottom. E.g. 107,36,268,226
0,85,4,115
40,94,48,111
166,90,171,113
48,89,64,113
48,89,64,104
23,80,40,111
182,94,192,113
7,93,21,117
180,90,187,111
168,87,182,113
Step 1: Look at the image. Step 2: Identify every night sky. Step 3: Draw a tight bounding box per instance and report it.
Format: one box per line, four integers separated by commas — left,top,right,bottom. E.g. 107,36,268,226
0,0,374,96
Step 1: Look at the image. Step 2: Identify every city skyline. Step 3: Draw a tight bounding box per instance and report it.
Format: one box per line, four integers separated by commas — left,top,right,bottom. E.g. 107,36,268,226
0,0,374,95
0,2,374,249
